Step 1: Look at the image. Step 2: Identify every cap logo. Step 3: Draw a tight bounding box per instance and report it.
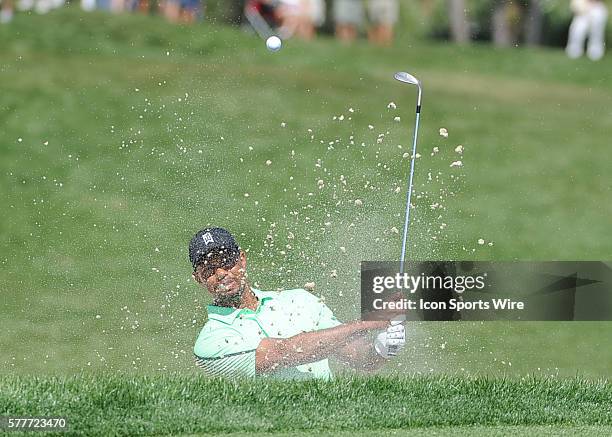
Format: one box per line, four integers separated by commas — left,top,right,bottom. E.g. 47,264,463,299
202,232,214,245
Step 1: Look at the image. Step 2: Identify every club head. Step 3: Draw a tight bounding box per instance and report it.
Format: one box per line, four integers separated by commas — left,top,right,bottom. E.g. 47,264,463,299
394,72,420,86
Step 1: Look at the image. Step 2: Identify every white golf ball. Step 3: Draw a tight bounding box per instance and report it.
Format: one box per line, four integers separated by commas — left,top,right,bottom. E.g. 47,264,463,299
266,36,282,52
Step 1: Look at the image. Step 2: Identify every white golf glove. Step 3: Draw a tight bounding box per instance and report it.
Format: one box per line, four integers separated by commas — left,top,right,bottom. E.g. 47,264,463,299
374,323,406,358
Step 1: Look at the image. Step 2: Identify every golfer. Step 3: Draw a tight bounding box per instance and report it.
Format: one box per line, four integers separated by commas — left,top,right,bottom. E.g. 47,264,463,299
190,227,406,379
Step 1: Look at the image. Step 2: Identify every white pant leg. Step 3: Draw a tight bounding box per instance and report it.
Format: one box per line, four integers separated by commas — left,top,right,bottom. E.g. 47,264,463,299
566,14,590,58
309,0,326,27
35,0,53,14
587,4,608,60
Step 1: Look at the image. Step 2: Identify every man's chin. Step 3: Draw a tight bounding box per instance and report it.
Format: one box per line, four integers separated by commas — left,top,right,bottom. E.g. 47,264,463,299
213,293,241,307
212,285,244,307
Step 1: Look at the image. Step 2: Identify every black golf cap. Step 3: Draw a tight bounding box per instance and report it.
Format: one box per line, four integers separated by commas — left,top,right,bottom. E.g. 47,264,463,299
189,227,241,271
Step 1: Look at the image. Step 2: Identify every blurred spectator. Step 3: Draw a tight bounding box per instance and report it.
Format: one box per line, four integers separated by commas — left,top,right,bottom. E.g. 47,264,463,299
244,0,324,39
566,0,608,60
82,0,151,14
17,0,63,14
132,0,150,14
277,0,325,39
162,0,182,22
162,0,201,23
94,0,111,10
179,0,200,23
312,0,327,31
334,0,361,42
1,0,14,23
334,0,398,46
367,0,398,45
110,0,125,13
81,0,95,11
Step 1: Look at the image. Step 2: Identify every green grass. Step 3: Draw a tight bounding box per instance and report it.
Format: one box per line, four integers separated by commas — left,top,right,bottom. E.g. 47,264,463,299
0,6,611,380
1,375,610,436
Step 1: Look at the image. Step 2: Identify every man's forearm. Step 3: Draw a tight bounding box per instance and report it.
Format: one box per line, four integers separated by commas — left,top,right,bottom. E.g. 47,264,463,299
255,320,387,374
333,334,387,372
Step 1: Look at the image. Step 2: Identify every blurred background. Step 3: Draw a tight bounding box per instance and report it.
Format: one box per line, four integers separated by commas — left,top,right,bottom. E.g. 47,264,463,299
1,1,611,378
1,0,611,49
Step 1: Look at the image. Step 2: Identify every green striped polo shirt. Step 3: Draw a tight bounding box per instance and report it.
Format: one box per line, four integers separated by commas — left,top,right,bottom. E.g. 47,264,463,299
194,288,341,379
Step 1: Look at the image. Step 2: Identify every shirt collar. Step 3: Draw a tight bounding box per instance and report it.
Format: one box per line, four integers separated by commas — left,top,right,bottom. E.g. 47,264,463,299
206,288,271,322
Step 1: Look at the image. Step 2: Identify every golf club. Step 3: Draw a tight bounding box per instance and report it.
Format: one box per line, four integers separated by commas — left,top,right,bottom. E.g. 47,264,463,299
394,72,422,275
244,0,294,41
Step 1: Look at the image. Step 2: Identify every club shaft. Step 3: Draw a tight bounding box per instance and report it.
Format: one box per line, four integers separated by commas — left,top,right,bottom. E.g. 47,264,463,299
400,110,420,274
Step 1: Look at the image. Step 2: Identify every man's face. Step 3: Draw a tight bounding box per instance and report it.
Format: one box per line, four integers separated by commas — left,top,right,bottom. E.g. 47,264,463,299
193,251,247,305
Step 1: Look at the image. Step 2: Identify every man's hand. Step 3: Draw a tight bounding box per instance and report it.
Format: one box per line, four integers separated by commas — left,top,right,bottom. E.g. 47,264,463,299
374,323,406,358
